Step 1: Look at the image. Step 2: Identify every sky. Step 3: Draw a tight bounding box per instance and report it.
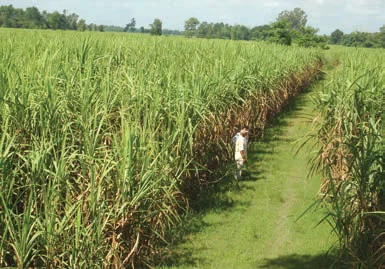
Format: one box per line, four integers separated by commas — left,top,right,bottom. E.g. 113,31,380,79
2,0,385,34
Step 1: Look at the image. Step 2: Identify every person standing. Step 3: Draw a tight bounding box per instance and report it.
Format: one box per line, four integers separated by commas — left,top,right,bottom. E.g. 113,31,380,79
234,126,248,180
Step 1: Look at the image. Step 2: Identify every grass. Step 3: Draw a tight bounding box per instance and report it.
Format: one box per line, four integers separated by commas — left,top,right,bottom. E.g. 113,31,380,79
158,87,341,268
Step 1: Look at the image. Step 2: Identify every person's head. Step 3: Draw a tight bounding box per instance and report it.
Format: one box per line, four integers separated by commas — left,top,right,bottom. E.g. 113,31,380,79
240,126,249,137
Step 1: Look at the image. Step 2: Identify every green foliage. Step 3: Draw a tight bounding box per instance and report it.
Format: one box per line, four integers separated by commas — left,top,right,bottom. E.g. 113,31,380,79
341,31,378,48
163,29,183,35
251,24,272,41
150,18,162,35
297,26,328,49
189,9,327,48
87,23,98,31
380,26,385,48
24,7,45,29
231,24,250,40
196,22,231,39
184,20,251,40
46,11,66,30
276,7,307,31
269,21,292,46
0,5,107,33
66,12,79,30
196,21,210,38
0,5,76,30
77,19,86,31
330,29,344,44
124,18,136,32
184,17,200,38
97,24,104,32
328,28,385,49
0,5,24,28
185,8,384,49
104,25,125,32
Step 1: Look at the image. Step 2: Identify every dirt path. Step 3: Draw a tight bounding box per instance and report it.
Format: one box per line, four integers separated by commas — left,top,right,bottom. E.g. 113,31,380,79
160,86,337,269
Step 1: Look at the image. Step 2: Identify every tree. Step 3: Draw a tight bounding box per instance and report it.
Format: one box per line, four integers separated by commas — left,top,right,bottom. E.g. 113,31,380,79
97,24,104,32
104,25,125,32
276,7,307,31
0,5,24,28
197,21,211,38
87,23,97,31
379,25,385,48
150,18,162,36
330,29,344,44
269,21,292,46
251,24,271,41
124,18,136,32
0,5,90,31
66,13,79,30
231,25,250,40
24,7,44,28
77,19,86,31
184,17,200,37
47,11,62,29
340,31,377,48
297,26,327,48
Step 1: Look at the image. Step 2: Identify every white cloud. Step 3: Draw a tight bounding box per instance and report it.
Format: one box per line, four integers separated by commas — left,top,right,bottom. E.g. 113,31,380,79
345,0,384,15
263,1,281,8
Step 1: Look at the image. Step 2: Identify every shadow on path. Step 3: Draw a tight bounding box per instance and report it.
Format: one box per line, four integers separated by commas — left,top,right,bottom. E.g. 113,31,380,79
244,89,314,183
259,253,348,269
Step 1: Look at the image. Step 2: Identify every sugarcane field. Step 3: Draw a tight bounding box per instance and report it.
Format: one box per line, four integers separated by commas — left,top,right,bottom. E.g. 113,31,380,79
0,2,385,268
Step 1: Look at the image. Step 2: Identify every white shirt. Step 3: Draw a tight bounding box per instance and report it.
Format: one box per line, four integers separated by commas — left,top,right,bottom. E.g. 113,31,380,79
235,135,247,160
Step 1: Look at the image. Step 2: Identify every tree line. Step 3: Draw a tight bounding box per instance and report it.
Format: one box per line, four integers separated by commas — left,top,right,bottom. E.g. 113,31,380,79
330,28,385,48
0,5,170,34
183,8,384,49
0,5,102,31
1,5,384,49
184,8,327,48
184,8,384,48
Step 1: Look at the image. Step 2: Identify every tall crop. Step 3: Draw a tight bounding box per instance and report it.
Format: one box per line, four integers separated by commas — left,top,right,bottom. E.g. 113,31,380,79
311,48,385,267
0,29,322,267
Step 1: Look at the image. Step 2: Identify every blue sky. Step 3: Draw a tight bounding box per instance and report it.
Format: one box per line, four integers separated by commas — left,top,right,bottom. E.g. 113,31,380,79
3,0,385,34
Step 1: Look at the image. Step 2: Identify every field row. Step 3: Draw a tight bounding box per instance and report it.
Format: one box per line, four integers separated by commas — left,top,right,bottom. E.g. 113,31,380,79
0,29,323,267
312,47,385,267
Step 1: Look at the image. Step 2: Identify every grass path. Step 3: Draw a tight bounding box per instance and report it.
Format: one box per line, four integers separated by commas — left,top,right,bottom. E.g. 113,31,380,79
159,83,337,268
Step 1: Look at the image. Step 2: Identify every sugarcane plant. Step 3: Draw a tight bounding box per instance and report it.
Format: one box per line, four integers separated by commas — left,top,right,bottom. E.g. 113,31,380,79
310,48,385,267
0,28,323,267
